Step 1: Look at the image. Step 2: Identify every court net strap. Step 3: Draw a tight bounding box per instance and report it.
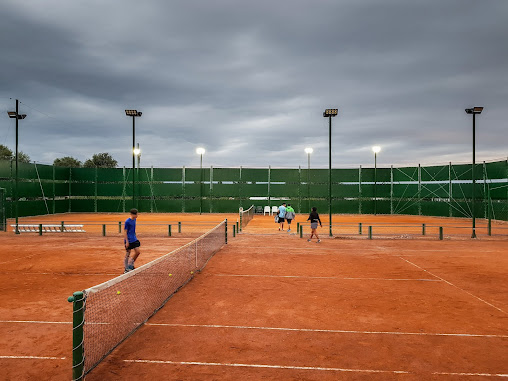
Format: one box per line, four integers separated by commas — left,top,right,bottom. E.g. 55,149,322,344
81,219,227,376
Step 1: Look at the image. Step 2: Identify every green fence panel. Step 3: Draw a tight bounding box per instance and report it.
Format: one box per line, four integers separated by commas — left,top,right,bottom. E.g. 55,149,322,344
151,183,183,197
18,162,36,179
360,184,390,198
332,168,359,183
392,167,418,182
54,200,69,213
184,168,210,182
70,167,97,182
242,183,268,197
17,181,41,198
0,160,12,178
213,168,241,181
308,183,329,198
270,184,300,197
241,168,269,182
97,183,124,197
333,199,360,214
332,184,359,198
54,183,69,197
421,201,450,217
17,200,48,217
54,166,71,180
421,183,449,199
270,169,300,183
96,168,124,182
151,168,182,181
151,199,182,212
392,184,418,199
310,169,328,183
97,199,123,212
421,165,449,182
485,161,507,180
212,184,240,197
184,183,210,197
70,199,95,212
450,163,473,181
71,183,95,197
34,164,54,180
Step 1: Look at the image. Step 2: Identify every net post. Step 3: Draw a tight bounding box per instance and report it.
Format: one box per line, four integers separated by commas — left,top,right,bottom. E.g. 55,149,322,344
236,220,239,233
168,224,172,237
422,223,426,236
233,224,236,237
368,226,372,240
118,221,122,233
296,222,300,232
225,219,228,244
439,227,443,240
102,224,106,237
61,221,65,232
299,224,303,238
39,223,42,236
358,223,362,235
178,222,182,233
67,291,85,381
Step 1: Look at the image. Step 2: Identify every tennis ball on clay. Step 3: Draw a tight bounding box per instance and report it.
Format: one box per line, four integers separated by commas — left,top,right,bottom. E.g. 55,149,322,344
169,273,172,277
117,291,121,295
190,271,194,274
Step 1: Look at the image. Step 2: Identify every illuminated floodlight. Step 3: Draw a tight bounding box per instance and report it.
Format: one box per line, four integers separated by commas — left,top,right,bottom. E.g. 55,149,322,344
125,110,142,117
372,146,381,154
304,147,313,154
323,109,338,117
196,147,206,155
133,147,141,156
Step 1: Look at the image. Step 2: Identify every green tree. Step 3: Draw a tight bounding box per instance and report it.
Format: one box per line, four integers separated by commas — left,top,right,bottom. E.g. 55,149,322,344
0,144,13,161
53,156,82,167
0,144,30,162
84,152,118,168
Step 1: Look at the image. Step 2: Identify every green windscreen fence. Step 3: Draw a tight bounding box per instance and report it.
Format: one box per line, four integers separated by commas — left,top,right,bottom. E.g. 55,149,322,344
0,188,5,231
0,159,506,221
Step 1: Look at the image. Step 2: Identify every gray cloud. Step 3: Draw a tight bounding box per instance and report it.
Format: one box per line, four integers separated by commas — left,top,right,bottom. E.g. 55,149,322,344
0,0,506,170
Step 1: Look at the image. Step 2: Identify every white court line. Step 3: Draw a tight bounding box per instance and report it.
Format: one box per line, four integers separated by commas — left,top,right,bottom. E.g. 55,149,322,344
123,359,410,374
212,274,441,281
146,323,508,338
0,355,66,360
0,320,72,324
0,272,119,276
123,359,508,377
398,257,507,315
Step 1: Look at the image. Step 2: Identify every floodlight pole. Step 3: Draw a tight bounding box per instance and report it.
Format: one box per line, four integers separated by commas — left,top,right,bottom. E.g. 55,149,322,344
200,153,203,215
307,152,311,212
323,108,337,237
7,99,26,235
374,151,377,215
125,110,142,209
465,107,483,239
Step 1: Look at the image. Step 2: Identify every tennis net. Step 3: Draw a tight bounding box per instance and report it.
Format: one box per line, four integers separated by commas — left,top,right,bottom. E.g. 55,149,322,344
71,219,227,379
239,205,255,231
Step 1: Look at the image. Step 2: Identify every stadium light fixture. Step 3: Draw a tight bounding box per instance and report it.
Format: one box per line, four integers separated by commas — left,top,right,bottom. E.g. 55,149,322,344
465,106,483,238
7,100,27,234
323,108,338,236
125,109,142,208
372,146,381,215
196,148,205,214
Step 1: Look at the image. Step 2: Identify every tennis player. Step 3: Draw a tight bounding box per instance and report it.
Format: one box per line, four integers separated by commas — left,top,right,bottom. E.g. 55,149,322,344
307,206,322,243
124,208,141,273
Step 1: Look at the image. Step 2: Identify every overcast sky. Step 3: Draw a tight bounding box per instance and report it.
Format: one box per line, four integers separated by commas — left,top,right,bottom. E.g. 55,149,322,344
0,0,506,169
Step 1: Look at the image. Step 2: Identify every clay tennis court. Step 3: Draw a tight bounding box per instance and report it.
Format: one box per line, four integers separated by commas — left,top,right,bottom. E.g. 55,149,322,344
1,213,507,380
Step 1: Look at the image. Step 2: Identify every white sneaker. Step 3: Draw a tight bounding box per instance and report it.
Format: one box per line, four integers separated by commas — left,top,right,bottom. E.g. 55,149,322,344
287,229,291,232
317,239,321,243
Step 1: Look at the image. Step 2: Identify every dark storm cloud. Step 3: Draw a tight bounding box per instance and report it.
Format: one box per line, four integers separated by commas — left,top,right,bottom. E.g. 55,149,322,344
0,0,506,169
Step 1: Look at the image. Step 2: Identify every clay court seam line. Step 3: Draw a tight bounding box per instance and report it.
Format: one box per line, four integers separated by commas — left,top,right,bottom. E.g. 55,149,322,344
398,256,507,315
122,359,411,374
122,359,508,377
145,323,508,338
211,274,442,281
0,356,66,360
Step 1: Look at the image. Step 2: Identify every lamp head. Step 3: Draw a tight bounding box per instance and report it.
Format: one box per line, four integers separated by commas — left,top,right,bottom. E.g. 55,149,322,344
323,108,338,117
372,146,381,154
125,110,142,117
196,147,205,155
304,147,313,154
465,107,483,115
133,148,141,156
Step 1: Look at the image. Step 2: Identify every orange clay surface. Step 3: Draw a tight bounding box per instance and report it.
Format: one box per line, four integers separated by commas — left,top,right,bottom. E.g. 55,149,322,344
1,212,507,380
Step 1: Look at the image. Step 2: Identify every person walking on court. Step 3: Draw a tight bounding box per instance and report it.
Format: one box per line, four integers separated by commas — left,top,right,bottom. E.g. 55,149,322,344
285,204,295,232
124,208,141,273
277,202,287,231
307,206,322,243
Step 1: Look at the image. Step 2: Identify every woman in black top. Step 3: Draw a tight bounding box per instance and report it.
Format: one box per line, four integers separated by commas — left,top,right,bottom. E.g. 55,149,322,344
307,207,322,243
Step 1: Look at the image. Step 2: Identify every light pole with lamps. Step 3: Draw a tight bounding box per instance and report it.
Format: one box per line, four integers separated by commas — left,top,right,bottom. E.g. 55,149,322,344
304,147,313,212
465,106,483,238
196,147,205,214
125,110,142,208
372,146,381,215
323,108,338,237
7,99,27,235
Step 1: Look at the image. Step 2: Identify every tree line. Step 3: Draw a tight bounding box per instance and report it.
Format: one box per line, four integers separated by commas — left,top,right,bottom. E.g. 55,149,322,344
0,144,118,168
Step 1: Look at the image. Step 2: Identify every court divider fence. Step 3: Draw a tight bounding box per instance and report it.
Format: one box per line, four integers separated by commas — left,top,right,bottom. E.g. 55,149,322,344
0,159,506,221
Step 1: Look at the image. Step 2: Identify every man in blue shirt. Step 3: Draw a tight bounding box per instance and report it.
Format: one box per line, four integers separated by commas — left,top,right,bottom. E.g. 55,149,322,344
123,208,141,273
278,203,287,231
